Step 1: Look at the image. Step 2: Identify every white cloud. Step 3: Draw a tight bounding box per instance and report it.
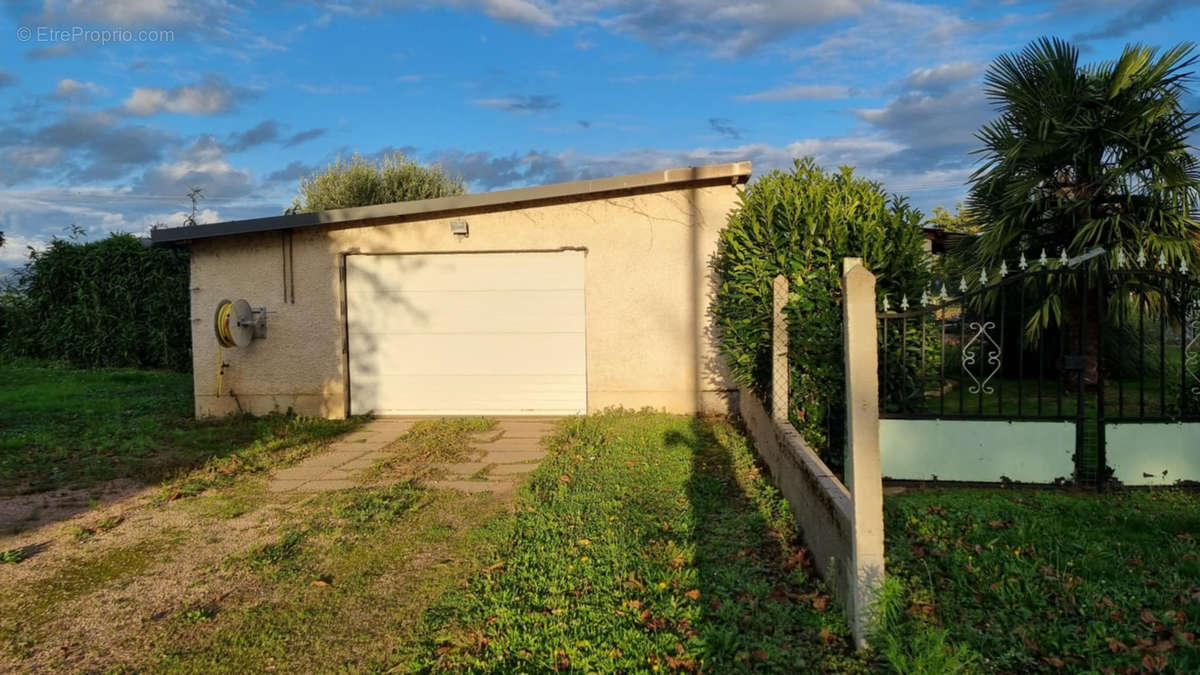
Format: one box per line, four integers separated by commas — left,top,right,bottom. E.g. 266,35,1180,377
297,83,371,95
736,84,861,101
137,136,254,199
854,85,991,153
585,0,876,57
475,0,557,27
470,94,560,112
0,232,48,267
38,0,233,27
902,61,982,92
50,78,106,103
797,2,973,67
313,0,557,28
122,75,244,116
4,145,66,169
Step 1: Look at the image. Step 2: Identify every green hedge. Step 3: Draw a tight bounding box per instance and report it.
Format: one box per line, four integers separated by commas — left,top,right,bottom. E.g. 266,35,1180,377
712,158,930,468
0,233,191,371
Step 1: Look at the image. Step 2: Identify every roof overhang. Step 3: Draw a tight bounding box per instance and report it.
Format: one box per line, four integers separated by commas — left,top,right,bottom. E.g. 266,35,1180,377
151,161,752,244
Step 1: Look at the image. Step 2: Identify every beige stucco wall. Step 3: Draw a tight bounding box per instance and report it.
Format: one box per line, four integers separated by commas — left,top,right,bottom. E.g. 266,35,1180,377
189,182,741,418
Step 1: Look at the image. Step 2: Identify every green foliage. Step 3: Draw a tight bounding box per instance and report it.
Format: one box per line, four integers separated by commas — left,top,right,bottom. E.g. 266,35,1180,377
967,37,1200,276
330,482,425,526
0,548,25,564
870,577,981,674
0,233,190,371
885,488,1200,672
924,203,981,234
290,151,465,213
404,411,869,672
0,358,362,496
712,158,930,462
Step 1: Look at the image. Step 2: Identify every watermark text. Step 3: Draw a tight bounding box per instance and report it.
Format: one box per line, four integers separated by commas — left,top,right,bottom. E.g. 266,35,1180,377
17,25,174,45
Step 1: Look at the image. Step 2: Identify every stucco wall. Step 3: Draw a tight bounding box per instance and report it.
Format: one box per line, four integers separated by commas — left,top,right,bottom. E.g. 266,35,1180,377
189,182,740,418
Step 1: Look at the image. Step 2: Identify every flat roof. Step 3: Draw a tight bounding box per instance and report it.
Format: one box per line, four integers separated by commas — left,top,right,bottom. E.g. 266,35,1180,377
151,161,752,244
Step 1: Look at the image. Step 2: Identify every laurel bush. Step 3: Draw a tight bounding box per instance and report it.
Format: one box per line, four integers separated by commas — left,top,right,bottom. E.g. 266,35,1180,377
712,158,930,468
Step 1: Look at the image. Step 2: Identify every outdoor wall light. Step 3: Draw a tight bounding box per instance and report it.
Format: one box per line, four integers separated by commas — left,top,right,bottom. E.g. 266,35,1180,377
450,220,469,237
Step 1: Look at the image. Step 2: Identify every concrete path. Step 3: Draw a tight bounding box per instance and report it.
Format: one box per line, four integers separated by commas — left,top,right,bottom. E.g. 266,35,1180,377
267,417,557,495
268,418,415,493
428,418,557,494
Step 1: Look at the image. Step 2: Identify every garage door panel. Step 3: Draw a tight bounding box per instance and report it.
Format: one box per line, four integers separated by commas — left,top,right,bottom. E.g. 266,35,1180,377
347,289,585,334
348,333,586,376
347,251,583,292
346,251,586,415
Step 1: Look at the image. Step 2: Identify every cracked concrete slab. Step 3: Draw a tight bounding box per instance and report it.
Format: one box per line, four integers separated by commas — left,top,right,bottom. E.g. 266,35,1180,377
268,417,558,495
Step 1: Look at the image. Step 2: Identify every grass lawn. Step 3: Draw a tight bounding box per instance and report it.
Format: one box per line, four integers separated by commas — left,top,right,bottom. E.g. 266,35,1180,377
883,488,1200,672
1,360,868,672
0,358,360,497
397,412,869,673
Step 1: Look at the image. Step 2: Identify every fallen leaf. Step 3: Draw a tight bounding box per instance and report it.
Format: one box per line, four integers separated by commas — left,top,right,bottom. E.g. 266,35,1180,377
1141,653,1168,672
684,589,700,600
1042,656,1064,669
558,474,571,483
1106,637,1127,653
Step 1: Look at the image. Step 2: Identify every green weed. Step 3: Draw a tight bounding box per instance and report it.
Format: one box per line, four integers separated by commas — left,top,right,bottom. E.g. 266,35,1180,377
884,488,1200,672
399,410,870,672
67,525,95,542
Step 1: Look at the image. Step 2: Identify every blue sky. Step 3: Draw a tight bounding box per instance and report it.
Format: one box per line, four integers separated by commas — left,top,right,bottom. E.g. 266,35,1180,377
1,0,1198,268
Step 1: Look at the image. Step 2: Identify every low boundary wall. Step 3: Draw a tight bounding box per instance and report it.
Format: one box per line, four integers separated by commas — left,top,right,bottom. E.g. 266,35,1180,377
735,265,884,648
738,387,854,601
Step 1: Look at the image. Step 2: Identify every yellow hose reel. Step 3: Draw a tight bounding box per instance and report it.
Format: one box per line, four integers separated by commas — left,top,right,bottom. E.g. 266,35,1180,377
213,299,267,396
214,298,263,348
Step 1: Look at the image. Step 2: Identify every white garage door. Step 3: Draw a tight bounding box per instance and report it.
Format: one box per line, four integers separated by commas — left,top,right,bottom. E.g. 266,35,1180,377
346,251,586,415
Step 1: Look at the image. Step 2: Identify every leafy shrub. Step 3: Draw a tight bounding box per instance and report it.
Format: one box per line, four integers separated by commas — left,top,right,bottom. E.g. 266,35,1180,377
712,158,930,467
290,151,464,212
0,233,191,371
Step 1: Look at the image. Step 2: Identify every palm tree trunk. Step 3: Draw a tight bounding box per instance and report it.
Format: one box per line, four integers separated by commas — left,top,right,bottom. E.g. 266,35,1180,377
1062,289,1100,391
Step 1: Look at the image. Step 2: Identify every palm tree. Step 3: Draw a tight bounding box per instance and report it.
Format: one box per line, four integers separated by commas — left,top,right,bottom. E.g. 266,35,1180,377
966,37,1200,386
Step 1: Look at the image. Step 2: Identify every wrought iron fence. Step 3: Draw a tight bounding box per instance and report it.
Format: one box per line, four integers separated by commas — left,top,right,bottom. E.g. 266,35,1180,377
877,247,1200,487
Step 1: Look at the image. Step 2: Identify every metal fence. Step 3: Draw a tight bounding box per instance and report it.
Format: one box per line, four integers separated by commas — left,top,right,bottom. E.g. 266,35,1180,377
876,248,1200,487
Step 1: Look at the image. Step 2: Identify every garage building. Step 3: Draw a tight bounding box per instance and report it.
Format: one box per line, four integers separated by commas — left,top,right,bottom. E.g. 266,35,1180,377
152,162,751,418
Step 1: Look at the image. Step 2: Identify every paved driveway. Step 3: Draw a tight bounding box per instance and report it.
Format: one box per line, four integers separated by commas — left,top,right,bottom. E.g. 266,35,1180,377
268,417,558,494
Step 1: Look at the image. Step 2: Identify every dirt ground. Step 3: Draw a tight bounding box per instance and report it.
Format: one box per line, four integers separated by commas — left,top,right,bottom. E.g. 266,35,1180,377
0,422,535,673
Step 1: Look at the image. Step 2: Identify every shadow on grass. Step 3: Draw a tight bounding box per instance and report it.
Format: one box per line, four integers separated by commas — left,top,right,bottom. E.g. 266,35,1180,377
665,418,863,672
0,359,364,534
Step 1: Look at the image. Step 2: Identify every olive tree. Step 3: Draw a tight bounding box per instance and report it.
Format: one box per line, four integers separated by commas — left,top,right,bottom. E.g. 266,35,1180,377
289,151,465,212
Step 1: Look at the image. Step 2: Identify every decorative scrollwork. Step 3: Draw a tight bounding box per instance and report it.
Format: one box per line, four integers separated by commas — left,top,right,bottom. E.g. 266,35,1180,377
1188,303,1200,397
963,321,1002,395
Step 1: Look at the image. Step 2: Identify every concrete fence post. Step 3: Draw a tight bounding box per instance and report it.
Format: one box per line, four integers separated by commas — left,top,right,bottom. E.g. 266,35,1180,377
772,274,789,421
841,257,885,648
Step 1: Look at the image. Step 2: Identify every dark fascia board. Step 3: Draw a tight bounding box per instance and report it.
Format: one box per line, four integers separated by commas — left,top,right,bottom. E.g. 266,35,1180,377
151,161,752,244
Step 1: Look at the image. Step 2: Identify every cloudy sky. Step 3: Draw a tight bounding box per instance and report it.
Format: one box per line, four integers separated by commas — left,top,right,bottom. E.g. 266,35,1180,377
1,0,1198,268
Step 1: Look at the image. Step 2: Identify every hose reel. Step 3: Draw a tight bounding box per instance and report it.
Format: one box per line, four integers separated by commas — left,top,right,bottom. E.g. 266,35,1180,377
213,299,266,398
214,299,266,348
